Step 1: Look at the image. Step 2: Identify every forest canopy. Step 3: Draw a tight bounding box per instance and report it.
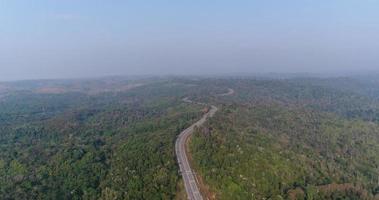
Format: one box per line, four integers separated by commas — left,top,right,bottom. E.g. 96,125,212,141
1,76,379,200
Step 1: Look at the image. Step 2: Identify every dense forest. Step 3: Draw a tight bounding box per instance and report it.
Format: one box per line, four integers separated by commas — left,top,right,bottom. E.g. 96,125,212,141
190,77,379,200
0,79,204,199
1,76,379,199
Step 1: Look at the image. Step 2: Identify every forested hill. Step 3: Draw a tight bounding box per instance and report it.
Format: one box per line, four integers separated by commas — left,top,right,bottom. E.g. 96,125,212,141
1,76,379,200
190,77,379,200
0,79,207,199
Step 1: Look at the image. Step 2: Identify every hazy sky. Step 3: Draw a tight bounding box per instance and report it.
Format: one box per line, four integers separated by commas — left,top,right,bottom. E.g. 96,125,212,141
1,1,379,80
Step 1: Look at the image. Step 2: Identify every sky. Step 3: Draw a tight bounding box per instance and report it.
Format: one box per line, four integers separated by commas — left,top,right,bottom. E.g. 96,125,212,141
1,0,379,81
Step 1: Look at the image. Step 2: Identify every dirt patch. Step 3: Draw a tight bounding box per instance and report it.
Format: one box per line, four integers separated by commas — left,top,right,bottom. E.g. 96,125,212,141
288,188,305,200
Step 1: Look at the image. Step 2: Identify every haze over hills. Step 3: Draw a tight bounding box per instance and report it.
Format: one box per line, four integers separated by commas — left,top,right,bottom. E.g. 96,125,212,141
2,0,379,200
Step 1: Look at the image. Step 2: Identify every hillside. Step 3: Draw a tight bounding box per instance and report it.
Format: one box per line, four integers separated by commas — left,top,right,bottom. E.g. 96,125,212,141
0,79,205,199
190,78,379,200
1,76,379,200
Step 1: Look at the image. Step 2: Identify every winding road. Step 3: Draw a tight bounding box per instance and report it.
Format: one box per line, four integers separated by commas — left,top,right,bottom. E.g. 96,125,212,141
176,89,234,200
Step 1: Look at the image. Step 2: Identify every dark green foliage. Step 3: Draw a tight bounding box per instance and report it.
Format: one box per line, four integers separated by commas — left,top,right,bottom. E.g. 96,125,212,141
2,76,379,200
0,80,203,200
190,78,379,200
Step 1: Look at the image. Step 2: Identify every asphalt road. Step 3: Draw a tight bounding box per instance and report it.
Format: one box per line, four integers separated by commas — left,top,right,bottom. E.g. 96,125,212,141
176,89,233,200
216,88,235,96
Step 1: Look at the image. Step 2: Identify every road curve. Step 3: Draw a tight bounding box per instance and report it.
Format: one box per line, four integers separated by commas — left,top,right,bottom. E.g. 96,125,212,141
216,88,235,96
176,89,233,200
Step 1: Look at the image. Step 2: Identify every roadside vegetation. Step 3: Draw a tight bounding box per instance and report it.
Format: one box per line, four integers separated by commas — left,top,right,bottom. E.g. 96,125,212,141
190,78,379,200
1,76,379,200
0,80,204,199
